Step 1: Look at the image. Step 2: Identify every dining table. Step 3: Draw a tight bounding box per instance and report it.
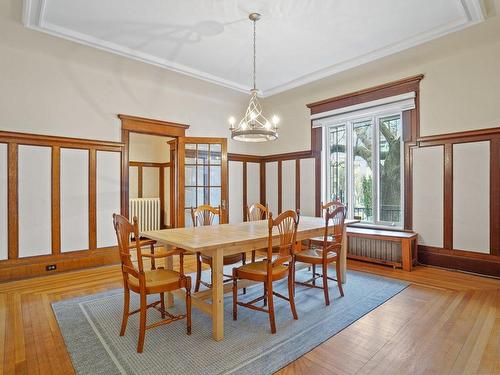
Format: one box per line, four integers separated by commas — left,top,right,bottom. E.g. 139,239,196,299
142,216,358,341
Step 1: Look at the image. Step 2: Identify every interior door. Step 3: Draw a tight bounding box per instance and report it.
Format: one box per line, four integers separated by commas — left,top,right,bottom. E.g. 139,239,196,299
178,137,228,227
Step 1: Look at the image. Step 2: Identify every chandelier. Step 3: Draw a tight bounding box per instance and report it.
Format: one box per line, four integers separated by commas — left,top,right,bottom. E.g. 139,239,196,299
229,13,279,142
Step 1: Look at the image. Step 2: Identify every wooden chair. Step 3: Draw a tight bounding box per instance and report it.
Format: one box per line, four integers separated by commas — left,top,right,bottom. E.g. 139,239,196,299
294,203,346,306
191,205,246,292
112,214,191,353
246,203,270,262
232,210,299,334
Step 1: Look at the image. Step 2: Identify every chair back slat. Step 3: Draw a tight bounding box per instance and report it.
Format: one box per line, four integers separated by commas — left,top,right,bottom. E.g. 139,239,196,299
246,203,269,221
268,210,300,267
191,205,221,227
112,214,143,279
323,204,346,257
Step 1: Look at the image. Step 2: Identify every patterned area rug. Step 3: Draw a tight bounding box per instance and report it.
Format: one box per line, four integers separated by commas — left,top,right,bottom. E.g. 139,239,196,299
52,268,408,375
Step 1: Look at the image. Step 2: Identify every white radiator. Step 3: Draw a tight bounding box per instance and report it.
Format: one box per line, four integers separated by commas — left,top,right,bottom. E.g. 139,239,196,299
129,198,161,232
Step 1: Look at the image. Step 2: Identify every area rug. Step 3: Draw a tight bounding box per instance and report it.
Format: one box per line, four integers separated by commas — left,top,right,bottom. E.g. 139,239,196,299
52,268,409,375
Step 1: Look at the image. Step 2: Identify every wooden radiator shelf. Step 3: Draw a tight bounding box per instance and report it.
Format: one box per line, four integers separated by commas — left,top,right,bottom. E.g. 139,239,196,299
346,227,418,271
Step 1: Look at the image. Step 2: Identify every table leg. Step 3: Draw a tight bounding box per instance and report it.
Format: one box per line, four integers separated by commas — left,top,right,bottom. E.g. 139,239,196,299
211,248,224,341
340,226,348,284
165,245,174,308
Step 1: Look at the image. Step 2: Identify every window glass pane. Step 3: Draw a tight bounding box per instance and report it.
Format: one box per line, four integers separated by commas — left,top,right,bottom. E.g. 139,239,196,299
185,165,196,186
378,115,402,224
210,144,222,165
185,144,196,164
352,120,373,223
210,187,221,207
198,144,209,164
185,209,193,227
197,187,208,206
328,125,346,202
185,187,196,208
197,166,209,186
210,165,221,186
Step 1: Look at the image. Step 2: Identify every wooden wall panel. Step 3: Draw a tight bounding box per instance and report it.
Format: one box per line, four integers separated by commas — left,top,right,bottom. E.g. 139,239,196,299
453,141,490,253
246,162,260,208
60,148,89,253
300,158,316,216
129,167,139,199
265,162,279,216
142,167,160,198
282,159,296,211
0,143,7,260
18,145,52,258
228,161,243,223
412,146,444,247
164,166,170,227
96,151,121,248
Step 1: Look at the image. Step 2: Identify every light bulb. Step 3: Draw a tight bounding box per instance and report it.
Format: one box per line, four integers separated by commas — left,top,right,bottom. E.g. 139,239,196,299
228,116,236,127
250,111,257,120
272,115,280,125
241,121,247,130
265,121,271,130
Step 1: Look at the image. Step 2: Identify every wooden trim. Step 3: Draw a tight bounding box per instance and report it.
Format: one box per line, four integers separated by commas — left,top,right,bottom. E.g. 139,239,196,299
121,129,130,219
417,127,500,143
242,162,248,221
307,74,424,115
418,245,500,277
169,140,177,228
51,146,61,254
443,144,453,250
137,165,143,198
88,149,97,250
129,161,170,168
295,159,300,210
260,161,266,206
0,246,120,282
0,131,123,151
491,138,500,256
118,114,189,137
228,150,315,163
277,160,282,213
314,155,321,217
227,153,261,163
159,166,165,228
7,143,18,260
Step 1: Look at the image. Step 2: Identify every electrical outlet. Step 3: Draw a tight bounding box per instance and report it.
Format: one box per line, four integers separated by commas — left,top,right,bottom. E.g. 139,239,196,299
46,264,57,271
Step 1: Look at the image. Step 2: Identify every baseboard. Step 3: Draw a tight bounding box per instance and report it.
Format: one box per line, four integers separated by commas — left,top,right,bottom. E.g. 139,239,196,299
418,245,500,277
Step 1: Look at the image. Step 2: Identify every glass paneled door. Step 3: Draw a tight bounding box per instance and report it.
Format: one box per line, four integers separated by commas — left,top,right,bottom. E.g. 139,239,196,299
178,137,228,227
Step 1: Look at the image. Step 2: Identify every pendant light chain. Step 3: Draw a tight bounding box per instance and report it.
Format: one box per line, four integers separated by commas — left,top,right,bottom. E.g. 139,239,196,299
253,18,257,91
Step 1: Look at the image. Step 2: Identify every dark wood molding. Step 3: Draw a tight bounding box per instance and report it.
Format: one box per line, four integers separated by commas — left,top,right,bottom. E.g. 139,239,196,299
306,74,424,115
417,126,500,144
159,167,165,227
260,161,266,206
295,159,300,210
418,245,500,278
129,161,170,168
491,138,500,256
118,114,189,137
277,160,283,213
51,146,61,255
227,153,261,163
137,165,143,198
7,143,18,260
228,149,315,163
242,162,248,221
121,129,130,219
443,144,453,250
314,155,321,217
0,131,123,151
88,149,97,250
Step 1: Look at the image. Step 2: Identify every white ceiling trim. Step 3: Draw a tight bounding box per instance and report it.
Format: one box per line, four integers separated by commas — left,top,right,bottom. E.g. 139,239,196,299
22,0,486,97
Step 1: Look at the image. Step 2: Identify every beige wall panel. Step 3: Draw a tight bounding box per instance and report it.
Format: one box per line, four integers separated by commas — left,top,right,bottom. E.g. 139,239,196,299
453,141,490,253
164,167,170,226
142,167,159,198
0,143,7,260
413,146,444,247
228,161,243,224
300,158,316,216
266,162,279,216
60,148,89,252
18,145,52,257
246,162,260,207
129,166,138,199
282,160,296,211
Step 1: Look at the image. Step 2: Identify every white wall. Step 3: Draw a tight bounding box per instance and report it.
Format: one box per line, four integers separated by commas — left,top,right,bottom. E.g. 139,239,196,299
228,161,243,223
282,160,296,211
265,162,278,216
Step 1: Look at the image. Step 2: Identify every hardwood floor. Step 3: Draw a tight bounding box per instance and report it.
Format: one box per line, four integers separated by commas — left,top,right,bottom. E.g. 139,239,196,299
0,256,498,375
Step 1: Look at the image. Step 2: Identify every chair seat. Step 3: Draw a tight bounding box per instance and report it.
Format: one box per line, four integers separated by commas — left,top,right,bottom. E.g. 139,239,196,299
235,260,288,281
200,253,244,266
128,269,181,291
295,248,338,264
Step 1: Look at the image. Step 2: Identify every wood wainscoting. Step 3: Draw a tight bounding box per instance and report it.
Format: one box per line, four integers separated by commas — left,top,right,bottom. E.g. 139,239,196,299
0,131,124,281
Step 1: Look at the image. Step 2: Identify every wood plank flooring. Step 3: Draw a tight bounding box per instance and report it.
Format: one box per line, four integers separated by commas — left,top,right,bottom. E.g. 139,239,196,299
0,256,498,375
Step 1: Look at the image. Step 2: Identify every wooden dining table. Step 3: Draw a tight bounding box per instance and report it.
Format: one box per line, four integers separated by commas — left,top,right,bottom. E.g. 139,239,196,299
142,216,358,341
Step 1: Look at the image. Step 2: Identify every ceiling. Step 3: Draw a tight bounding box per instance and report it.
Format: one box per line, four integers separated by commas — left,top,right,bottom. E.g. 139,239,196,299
23,0,486,97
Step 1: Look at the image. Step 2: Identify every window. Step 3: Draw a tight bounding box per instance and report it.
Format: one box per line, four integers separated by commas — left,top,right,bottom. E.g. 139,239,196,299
325,111,404,227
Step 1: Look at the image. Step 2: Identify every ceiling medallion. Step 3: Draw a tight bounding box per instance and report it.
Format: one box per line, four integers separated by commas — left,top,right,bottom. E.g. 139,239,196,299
229,13,279,142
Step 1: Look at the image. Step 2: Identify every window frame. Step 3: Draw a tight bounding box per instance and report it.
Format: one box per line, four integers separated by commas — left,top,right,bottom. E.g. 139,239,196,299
323,109,405,229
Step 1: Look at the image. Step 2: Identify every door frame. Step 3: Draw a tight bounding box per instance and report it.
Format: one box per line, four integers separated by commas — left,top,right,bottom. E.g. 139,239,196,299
177,137,228,227
118,114,189,228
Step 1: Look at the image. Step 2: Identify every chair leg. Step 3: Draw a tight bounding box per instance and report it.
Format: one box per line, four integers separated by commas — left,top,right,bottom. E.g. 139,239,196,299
195,253,202,292
159,293,166,318
232,269,238,321
186,278,192,335
242,253,247,295
322,262,330,306
336,259,344,297
137,292,147,353
312,264,316,286
267,280,277,334
263,282,267,307
288,265,298,320
120,286,130,336
251,250,256,263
